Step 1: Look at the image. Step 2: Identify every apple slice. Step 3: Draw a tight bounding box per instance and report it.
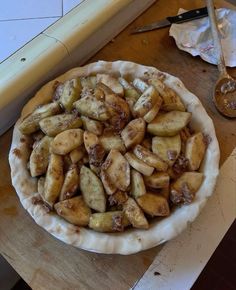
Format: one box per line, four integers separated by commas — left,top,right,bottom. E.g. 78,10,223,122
132,78,149,92
133,85,161,118
102,149,130,191
55,196,91,226
170,172,204,204
148,78,185,111
133,144,168,171
147,111,191,137
80,166,106,212
152,134,181,166
185,132,206,171
123,197,149,229
144,172,169,189
137,193,170,216
125,152,154,176
121,118,145,149
131,169,146,199
97,74,124,96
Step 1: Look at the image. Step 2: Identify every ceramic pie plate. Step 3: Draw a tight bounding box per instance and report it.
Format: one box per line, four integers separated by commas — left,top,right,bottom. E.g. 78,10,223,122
9,61,220,254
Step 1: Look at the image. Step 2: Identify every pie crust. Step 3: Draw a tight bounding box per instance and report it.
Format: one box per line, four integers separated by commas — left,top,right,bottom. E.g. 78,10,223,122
9,61,220,254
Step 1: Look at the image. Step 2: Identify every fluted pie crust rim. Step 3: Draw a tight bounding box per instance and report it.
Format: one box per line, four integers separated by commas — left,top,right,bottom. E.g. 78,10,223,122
9,61,220,254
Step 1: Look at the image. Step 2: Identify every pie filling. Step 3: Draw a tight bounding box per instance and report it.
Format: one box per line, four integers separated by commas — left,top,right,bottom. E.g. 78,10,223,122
19,72,207,233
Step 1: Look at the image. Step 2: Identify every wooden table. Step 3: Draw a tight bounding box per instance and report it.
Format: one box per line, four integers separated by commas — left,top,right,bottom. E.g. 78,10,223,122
0,0,235,289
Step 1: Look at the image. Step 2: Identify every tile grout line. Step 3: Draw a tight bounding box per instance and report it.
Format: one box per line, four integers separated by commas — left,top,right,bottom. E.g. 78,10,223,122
0,16,61,22
0,16,61,63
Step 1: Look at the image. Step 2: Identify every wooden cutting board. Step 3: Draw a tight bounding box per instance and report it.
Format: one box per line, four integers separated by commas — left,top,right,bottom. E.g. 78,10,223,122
0,0,235,289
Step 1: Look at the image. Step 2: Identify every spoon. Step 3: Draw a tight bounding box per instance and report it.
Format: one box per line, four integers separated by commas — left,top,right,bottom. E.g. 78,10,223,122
206,0,236,117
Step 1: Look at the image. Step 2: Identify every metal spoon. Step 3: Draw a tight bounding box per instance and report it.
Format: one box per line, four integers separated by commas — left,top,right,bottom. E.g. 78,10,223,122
206,0,236,117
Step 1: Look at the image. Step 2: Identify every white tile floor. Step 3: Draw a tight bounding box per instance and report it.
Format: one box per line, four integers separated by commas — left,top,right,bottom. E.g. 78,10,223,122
0,0,83,62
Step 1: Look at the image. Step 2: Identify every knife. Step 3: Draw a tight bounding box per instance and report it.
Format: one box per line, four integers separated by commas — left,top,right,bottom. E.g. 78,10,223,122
131,6,208,34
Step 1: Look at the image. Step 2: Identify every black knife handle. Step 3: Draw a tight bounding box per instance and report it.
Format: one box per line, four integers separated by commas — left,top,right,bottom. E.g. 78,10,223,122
167,7,208,24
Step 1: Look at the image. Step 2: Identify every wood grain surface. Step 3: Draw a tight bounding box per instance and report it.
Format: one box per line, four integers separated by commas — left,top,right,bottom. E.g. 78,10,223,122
0,0,235,289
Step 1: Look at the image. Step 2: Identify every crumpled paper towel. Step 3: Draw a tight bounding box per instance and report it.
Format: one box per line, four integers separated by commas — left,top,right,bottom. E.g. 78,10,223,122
169,8,236,67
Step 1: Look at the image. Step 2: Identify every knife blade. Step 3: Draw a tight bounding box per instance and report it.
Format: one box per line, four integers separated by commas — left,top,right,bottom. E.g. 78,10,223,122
131,6,208,34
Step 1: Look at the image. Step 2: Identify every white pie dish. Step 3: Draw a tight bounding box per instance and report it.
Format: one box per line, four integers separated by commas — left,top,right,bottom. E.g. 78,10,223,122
9,60,220,255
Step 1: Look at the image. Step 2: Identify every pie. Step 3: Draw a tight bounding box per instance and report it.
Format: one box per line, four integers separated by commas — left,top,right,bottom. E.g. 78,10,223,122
9,61,220,254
